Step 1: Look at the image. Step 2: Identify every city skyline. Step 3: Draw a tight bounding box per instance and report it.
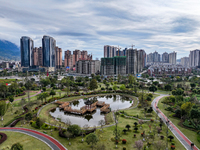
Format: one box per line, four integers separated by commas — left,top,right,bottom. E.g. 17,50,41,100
1,0,200,59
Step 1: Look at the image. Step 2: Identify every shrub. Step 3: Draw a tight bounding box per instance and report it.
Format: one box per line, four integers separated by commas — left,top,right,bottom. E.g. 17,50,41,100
171,145,175,149
101,87,105,90
67,124,81,136
137,104,142,108
122,139,127,144
42,87,46,91
160,135,164,140
123,147,126,150
0,133,7,144
11,143,23,150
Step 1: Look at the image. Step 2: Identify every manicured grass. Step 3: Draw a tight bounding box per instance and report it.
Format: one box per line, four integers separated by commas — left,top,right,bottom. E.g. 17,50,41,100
0,106,24,127
0,79,18,84
105,112,114,124
0,131,51,150
158,96,200,148
15,115,186,150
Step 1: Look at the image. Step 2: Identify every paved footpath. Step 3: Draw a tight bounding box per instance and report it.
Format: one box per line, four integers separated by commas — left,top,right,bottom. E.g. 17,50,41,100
0,127,67,150
152,95,199,150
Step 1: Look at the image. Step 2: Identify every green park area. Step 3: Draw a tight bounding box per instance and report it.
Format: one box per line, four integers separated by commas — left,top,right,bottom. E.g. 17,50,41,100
0,74,199,149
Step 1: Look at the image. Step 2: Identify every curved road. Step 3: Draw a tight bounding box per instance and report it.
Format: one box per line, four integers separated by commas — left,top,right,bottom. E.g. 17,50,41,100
0,127,67,150
152,95,199,150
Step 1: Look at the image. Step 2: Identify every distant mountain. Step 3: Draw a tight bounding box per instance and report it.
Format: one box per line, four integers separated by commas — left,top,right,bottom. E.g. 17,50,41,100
0,40,20,61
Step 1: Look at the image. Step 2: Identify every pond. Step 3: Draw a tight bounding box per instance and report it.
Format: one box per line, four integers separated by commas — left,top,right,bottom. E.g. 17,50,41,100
50,95,133,127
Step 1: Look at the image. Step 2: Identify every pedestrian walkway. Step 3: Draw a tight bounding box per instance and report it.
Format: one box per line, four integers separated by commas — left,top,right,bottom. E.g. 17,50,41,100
152,95,199,150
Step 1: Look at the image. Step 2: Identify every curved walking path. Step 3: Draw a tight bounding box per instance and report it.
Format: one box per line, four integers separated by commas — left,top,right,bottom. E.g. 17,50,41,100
0,127,67,150
13,90,42,102
152,95,199,150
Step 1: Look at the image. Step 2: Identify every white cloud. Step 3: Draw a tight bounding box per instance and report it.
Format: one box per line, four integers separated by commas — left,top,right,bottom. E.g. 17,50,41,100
1,0,200,59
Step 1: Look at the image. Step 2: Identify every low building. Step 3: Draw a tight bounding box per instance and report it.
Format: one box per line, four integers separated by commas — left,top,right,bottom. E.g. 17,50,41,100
147,63,191,77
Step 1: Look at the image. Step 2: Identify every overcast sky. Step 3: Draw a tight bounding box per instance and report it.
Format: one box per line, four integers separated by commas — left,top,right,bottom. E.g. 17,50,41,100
1,0,200,59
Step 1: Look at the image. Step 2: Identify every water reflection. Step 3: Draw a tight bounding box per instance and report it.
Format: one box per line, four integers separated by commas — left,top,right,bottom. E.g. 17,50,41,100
50,95,132,127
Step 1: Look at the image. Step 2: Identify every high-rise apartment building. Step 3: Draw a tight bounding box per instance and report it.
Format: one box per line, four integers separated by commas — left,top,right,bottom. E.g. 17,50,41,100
189,49,200,67
38,47,43,66
104,45,117,57
64,50,92,68
169,51,177,64
76,60,100,74
153,51,160,62
33,47,38,66
20,36,34,67
42,35,56,67
147,51,160,63
162,52,169,63
181,57,189,67
126,49,138,74
101,56,126,75
55,46,62,69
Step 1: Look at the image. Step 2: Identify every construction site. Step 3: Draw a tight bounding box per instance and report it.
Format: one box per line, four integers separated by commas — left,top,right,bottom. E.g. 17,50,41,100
100,56,126,75
55,100,110,115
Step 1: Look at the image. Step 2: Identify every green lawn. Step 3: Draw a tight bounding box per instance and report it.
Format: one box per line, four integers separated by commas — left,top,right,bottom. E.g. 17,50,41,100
15,115,186,150
0,131,51,150
158,96,200,148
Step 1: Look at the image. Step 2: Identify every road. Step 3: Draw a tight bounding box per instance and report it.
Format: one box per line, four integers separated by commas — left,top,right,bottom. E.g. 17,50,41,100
152,95,199,150
0,127,67,150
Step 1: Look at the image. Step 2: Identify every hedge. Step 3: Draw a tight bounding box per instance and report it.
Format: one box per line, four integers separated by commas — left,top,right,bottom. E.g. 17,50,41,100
0,132,7,144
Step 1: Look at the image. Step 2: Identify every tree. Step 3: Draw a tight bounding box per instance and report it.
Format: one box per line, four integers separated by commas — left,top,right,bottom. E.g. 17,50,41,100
125,124,131,131
113,85,117,91
181,102,193,116
122,129,127,134
154,140,164,150
19,98,26,110
0,83,8,99
164,84,172,91
11,143,23,150
149,85,157,93
134,140,143,150
153,81,159,86
0,100,9,121
118,74,121,83
37,93,44,103
9,96,14,103
9,82,18,96
128,75,135,86
168,135,174,141
64,87,70,95
89,79,98,91
134,127,138,132
67,124,81,136
120,84,126,91
50,90,56,98
86,133,99,150
98,119,105,132
190,83,196,89
42,92,49,102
